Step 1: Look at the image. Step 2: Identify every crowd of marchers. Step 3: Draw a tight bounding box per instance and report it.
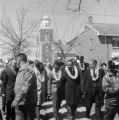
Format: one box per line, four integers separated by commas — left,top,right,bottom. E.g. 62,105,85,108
0,53,119,120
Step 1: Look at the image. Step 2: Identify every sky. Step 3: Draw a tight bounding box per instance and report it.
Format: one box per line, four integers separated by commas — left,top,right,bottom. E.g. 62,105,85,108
1,0,119,41
0,0,119,58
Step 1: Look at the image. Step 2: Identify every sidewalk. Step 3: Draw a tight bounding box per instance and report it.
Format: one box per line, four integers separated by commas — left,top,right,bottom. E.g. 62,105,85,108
0,97,118,120
41,100,118,120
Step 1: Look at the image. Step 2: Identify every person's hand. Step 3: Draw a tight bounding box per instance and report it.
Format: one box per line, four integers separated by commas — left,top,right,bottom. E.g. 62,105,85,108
2,94,5,97
47,94,51,100
11,101,18,108
82,92,85,98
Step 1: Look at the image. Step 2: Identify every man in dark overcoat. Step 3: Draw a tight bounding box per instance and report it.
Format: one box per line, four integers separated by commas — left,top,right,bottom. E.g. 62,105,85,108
83,59,105,120
1,59,19,120
11,53,37,120
75,56,88,104
60,59,82,120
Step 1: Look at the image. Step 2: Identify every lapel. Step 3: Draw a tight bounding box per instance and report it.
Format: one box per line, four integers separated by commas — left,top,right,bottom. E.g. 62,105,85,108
11,67,17,76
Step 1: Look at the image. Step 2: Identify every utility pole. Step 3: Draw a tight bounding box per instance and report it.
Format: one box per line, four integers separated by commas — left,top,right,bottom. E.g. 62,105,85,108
104,28,112,63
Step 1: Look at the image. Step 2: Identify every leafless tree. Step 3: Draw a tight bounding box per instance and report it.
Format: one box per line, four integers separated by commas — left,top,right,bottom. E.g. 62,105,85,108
51,0,117,60
51,0,84,60
0,7,39,58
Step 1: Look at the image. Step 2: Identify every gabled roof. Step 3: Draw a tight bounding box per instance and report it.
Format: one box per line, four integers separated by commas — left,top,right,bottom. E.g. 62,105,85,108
86,23,119,36
66,23,119,48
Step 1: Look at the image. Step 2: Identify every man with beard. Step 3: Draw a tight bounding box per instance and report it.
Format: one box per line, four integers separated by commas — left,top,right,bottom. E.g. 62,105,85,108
48,60,64,120
83,59,105,120
59,59,82,120
1,59,19,120
11,53,37,120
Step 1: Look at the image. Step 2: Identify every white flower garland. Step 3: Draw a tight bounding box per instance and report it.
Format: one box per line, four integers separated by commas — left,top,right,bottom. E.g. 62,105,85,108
53,68,62,81
77,60,85,70
90,67,99,81
65,66,78,79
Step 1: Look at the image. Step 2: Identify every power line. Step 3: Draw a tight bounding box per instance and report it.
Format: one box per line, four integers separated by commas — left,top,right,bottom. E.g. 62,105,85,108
3,8,119,17
78,13,119,17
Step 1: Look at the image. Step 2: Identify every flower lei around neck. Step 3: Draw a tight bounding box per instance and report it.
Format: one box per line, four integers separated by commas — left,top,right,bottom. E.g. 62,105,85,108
77,60,85,70
90,67,99,81
65,66,78,79
53,68,62,81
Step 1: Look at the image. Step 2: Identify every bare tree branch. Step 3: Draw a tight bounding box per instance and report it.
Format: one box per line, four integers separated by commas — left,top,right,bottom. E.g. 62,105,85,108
65,36,78,54
67,0,82,12
52,0,60,40
7,18,20,42
22,21,39,43
79,0,82,12
0,38,13,46
0,22,19,45
0,6,37,57
61,15,76,43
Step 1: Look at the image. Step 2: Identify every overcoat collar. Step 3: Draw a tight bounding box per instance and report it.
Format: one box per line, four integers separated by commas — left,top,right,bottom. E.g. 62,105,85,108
19,63,29,72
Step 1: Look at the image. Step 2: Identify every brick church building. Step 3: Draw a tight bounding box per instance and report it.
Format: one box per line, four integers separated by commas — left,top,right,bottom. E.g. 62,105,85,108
67,18,119,64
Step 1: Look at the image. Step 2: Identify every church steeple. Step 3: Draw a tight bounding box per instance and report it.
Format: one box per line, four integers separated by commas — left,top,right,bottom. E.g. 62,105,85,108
40,15,51,28
38,15,53,63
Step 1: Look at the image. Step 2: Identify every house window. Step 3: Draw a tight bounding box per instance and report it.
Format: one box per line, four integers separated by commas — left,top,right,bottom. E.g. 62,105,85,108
112,36,119,48
90,38,93,50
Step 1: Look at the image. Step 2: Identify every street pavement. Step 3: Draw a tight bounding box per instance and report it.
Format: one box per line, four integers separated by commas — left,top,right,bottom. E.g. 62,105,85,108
0,97,118,120
40,100,118,120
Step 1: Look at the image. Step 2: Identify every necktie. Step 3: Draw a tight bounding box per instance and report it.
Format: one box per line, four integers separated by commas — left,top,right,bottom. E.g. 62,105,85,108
81,62,83,68
93,68,96,78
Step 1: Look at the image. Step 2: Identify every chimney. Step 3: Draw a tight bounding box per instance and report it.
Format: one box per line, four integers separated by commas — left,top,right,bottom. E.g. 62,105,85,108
88,16,93,24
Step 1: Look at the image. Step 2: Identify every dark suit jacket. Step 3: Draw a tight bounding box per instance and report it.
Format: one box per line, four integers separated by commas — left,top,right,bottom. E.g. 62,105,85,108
1,67,18,103
83,68,105,107
59,66,82,106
